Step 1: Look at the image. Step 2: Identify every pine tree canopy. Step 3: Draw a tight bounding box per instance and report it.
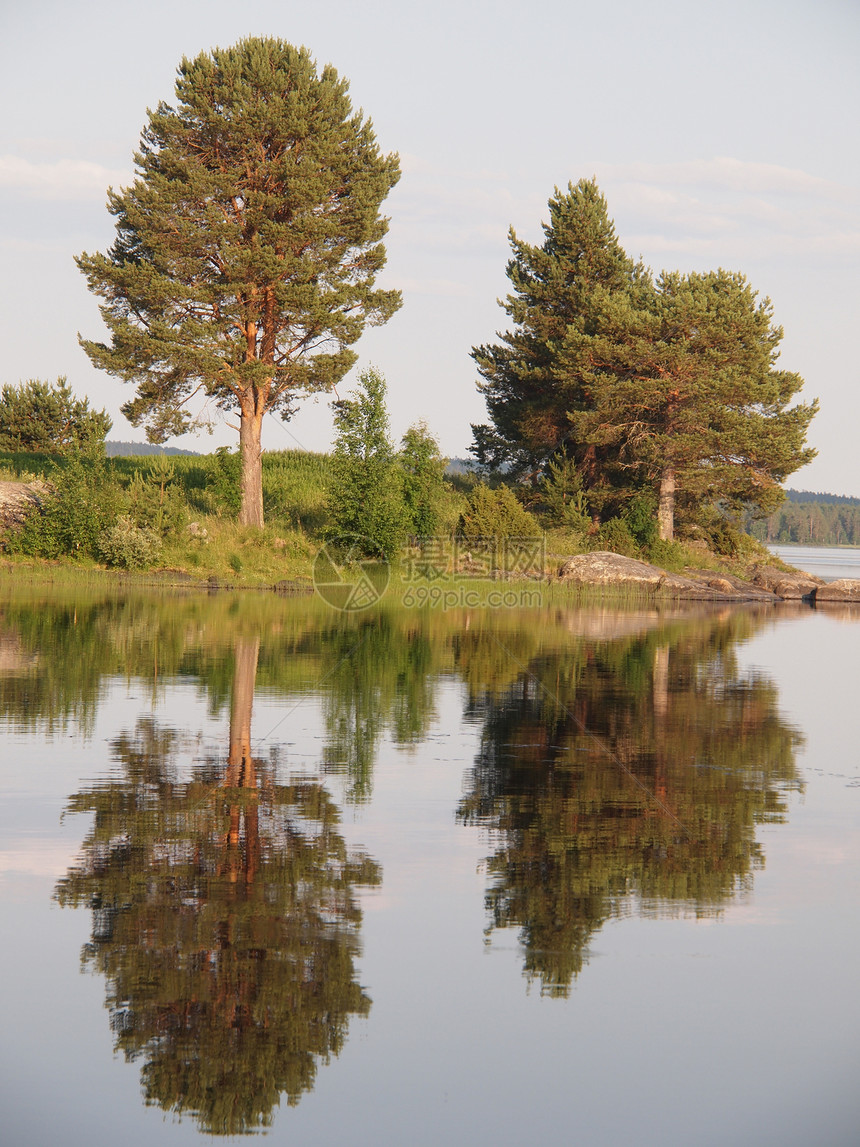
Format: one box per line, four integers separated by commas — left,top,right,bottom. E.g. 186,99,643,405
76,37,401,526
471,179,818,541
0,376,111,453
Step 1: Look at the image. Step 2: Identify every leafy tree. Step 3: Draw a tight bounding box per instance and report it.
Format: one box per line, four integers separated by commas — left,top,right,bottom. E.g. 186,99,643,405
326,367,406,558
76,37,401,528
8,451,121,560
399,420,448,537
0,377,111,453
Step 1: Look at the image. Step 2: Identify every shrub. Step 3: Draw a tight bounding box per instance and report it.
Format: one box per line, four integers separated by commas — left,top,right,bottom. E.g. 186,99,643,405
207,447,242,516
9,452,120,559
125,455,186,536
98,517,162,570
593,517,638,557
458,483,540,542
623,492,658,548
646,537,687,571
539,456,591,535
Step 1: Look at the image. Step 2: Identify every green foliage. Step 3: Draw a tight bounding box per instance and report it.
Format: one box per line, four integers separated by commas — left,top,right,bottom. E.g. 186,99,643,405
0,377,111,453
458,483,541,543
622,491,658,548
645,537,688,571
538,455,591,534
327,368,407,559
593,517,637,557
9,453,121,560
124,454,186,537
261,450,333,532
98,516,162,570
471,179,636,476
473,179,818,541
76,37,401,526
207,447,242,516
399,421,448,537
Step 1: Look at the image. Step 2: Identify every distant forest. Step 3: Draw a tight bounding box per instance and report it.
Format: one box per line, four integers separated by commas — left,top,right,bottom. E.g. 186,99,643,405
746,489,860,546
106,441,199,457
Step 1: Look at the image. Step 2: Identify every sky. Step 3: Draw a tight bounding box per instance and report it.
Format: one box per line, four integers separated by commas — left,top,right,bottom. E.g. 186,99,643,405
1,0,858,494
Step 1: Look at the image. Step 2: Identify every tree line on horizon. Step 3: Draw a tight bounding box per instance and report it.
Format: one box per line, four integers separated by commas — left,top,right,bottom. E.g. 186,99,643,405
745,495,860,547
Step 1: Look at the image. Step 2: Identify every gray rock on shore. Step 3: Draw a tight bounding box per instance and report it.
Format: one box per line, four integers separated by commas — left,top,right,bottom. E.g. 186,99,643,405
814,579,860,603
0,480,50,531
747,563,824,600
555,552,774,601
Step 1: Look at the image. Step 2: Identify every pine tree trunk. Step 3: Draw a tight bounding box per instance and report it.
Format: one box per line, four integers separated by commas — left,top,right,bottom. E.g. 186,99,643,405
228,637,259,773
658,466,675,541
224,638,260,884
239,402,264,527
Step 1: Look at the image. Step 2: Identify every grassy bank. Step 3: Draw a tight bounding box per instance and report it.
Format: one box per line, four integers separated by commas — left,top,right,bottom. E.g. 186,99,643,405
1,446,783,590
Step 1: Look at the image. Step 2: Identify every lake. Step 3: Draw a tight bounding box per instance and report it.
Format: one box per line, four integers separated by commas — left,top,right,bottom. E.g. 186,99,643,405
1,582,858,1146
767,542,860,582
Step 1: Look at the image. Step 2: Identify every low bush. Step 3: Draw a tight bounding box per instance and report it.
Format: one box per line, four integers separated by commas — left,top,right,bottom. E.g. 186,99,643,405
592,517,638,557
9,453,120,560
98,517,162,570
458,483,540,542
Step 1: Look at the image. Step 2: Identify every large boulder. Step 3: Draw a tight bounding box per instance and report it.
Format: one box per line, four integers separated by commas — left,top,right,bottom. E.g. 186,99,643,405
814,579,860,603
0,480,50,533
747,563,823,600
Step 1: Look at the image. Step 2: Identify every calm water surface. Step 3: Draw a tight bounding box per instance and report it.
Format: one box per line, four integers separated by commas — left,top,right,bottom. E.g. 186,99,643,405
1,585,858,1145
768,542,860,582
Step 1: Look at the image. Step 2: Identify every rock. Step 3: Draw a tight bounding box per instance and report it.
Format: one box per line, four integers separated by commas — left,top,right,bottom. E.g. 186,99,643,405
814,579,860,603
748,563,823,600
0,480,51,531
707,577,734,593
683,568,778,602
273,580,313,596
555,552,754,599
187,521,209,540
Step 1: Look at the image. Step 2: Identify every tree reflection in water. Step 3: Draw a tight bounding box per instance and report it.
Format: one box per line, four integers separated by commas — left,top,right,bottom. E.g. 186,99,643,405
458,612,804,996
54,638,380,1135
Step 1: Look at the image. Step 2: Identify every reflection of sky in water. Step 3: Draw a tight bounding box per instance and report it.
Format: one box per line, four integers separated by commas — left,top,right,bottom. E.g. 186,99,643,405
0,600,858,1146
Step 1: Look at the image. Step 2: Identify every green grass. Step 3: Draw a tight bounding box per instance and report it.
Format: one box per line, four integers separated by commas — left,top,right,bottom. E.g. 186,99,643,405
0,446,788,591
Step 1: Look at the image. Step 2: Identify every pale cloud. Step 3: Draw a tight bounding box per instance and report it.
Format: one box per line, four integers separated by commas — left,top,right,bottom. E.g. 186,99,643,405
591,157,848,198
0,154,133,200
388,154,860,271
593,157,860,264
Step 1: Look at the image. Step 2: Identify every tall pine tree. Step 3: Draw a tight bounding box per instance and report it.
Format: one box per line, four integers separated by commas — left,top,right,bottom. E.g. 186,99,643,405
470,178,637,480
473,179,817,542
563,269,818,540
77,38,401,526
